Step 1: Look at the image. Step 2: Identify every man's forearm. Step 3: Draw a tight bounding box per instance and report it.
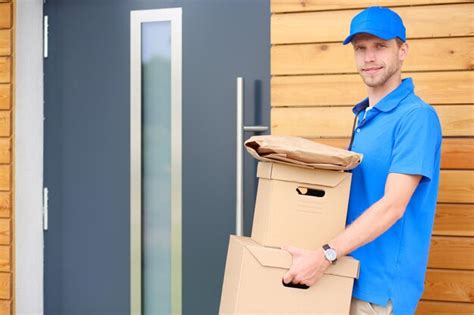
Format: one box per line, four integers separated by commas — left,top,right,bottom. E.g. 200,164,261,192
327,197,404,258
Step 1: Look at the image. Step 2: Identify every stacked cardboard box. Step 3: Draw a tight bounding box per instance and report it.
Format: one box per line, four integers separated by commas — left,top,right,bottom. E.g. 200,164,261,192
252,162,352,250
220,236,359,314
220,137,361,314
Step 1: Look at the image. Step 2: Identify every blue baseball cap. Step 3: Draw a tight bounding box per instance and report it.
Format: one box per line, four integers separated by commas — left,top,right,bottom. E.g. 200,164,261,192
343,6,406,45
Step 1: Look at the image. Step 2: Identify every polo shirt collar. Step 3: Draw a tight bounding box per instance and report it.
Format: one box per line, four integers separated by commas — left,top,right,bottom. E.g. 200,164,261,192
352,78,414,114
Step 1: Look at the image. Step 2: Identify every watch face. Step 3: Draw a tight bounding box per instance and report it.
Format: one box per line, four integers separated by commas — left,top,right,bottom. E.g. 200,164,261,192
326,248,337,261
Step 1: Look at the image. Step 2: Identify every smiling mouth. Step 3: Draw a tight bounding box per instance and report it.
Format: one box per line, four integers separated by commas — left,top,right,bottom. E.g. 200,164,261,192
362,66,383,74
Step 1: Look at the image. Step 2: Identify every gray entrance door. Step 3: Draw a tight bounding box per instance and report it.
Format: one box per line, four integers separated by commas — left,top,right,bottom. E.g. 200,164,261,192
43,1,269,314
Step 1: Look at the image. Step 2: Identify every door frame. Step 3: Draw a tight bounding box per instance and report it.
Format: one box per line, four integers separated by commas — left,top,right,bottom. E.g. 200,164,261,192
130,8,183,315
15,0,44,314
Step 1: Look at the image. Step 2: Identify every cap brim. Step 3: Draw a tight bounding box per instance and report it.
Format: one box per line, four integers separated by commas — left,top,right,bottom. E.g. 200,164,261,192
342,29,397,45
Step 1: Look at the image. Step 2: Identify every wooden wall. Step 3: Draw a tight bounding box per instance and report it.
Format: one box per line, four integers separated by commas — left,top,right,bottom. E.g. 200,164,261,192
0,0,12,314
270,1,474,314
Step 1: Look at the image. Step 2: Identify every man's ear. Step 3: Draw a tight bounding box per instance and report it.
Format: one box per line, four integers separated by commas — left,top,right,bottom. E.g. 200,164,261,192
399,42,409,62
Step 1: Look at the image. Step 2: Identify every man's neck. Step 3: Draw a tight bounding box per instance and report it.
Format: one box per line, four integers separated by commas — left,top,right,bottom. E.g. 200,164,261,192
367,75,402,107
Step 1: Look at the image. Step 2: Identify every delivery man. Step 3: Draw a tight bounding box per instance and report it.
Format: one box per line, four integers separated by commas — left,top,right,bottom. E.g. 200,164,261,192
282,6,442,315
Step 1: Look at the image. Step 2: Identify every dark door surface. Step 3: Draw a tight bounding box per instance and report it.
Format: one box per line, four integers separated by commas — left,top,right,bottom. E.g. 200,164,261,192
43,0,270,314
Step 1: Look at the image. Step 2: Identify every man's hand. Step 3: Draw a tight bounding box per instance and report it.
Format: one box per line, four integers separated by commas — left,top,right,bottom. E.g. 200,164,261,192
282,245,332,287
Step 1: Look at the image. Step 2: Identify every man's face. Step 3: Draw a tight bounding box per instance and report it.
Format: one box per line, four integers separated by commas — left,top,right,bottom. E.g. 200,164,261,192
352,33,407,88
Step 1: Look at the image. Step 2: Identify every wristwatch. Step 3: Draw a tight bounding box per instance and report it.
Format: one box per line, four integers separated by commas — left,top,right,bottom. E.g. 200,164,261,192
322,244,337,264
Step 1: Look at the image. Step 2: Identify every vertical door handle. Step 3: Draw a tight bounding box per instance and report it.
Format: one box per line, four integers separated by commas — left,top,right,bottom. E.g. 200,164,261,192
236,77,268,236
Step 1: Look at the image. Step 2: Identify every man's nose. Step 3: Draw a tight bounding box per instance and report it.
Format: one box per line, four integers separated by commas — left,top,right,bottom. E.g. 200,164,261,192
364,49,376,63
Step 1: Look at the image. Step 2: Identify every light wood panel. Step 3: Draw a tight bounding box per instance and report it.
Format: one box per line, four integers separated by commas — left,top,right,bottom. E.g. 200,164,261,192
271,0,474,13
272,1,474,312
422,269,474,302
0,111,10,137
5,0,11,312
0,300,10,315
0,165,9,191
272,107,352,137
427,236,474,270
438,171,474,203
0,246,9,272
0,192,10,218
440,139,474,170
0,219,9,245
0,3,10,30
416,300,474,315
0,30,10,56
272,37,474,75
271,105,474,137
312,138,474,170
271,72,474,106
0,57,9,83
434,204,474,237
272,3,474,44
0,138,9,164
437,106,474,137
0,272,9,300
0,84,10,110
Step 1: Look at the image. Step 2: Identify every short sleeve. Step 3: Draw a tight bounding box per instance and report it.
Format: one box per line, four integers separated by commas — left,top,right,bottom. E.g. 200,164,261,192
389,107,442,182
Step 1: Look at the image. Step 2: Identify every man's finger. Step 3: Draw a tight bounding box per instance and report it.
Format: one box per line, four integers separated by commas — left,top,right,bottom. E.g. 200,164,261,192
282,245,301,256
282,270,295,284
293,275,303,284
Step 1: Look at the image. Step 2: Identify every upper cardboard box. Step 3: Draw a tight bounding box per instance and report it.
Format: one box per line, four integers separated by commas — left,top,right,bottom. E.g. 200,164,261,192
257,160,350,187
245,135,363,171
252,162,352,249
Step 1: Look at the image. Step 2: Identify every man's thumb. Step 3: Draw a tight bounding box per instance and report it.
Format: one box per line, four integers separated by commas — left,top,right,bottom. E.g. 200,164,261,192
281,245,300,256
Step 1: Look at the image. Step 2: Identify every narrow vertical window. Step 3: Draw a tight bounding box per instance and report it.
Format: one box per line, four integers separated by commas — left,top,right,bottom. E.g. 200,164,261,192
131,8,182,315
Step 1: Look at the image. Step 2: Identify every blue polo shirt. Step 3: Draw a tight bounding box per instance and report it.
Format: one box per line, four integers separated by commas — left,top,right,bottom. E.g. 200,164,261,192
347,78,442,314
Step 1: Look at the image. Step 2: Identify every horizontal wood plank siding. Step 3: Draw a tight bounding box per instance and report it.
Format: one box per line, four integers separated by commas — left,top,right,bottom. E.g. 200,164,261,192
313,138,474,170
0,30,10,56
427,236,474,269
416,300,474,315
0,84,11,110
0,192,10,219
0,1,12,313
0,300,10,314
272,72,474,106
271,105,474,137
272,37,474,75
0,4,10,30
422,269,474,302
0,246,9,272
271,0,474,13
271,2,474,312
433,204,474,236
438,171,474,203
271,4,474,44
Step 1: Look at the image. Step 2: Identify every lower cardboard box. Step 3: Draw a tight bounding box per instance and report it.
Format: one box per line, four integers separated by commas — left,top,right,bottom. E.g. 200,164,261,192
219,235,359,315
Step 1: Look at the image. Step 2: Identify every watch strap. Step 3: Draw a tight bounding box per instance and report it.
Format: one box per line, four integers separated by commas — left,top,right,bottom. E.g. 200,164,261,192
322,244,337,264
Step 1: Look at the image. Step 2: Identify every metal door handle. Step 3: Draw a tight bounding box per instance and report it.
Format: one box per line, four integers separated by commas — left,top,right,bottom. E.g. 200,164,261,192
236,77,268,236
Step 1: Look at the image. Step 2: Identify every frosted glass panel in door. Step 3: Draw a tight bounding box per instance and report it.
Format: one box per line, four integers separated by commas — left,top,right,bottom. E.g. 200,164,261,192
142,21,172,315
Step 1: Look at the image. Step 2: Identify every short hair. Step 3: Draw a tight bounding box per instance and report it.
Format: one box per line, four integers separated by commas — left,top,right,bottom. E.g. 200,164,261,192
396,38,404,48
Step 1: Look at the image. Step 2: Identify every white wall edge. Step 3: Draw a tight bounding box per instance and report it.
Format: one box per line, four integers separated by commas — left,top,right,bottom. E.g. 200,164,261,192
15,1,44,314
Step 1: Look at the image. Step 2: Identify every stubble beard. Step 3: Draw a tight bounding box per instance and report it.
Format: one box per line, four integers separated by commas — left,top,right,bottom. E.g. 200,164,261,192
359,62,400,88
